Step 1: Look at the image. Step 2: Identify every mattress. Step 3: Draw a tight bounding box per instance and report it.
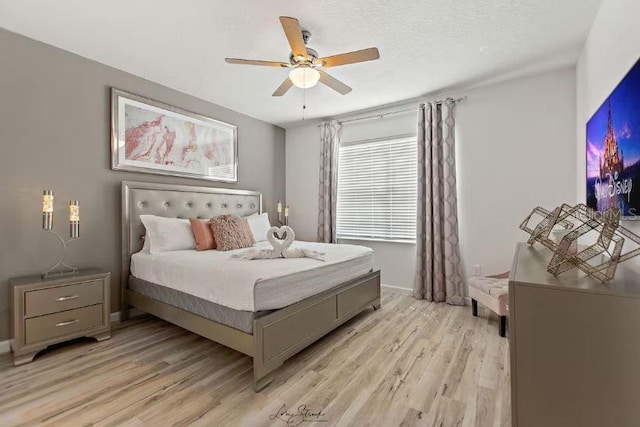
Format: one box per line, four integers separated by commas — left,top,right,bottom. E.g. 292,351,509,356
130,240,374,312
129,276,269,333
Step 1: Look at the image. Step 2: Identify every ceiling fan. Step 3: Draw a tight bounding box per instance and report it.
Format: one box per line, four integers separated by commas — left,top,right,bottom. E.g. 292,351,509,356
225,16,380,96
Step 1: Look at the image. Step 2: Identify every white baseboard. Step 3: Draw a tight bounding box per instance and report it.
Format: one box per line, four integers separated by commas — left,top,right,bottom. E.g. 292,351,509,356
381,284,413,296
110,308,146,323
0,340,10,355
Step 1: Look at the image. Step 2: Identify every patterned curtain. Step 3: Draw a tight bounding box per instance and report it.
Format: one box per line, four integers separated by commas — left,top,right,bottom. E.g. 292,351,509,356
317,120,342,243
414,100,465,305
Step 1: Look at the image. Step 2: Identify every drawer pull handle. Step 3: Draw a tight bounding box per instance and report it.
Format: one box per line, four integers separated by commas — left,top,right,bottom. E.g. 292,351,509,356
56,295,80,302
56,319,79,327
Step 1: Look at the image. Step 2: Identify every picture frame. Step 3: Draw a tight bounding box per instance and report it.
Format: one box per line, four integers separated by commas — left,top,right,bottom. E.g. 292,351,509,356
111,88,238,183
586,57,640,218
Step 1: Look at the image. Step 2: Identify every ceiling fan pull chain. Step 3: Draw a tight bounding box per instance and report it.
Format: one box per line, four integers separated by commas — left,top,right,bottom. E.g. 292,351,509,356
302,86,307,120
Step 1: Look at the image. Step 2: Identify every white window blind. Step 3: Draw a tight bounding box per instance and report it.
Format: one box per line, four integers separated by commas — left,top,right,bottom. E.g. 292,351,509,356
337,136,417,242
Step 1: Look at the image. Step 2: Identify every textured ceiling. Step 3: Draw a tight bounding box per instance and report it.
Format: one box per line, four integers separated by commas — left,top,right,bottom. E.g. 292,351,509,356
0,0,602,127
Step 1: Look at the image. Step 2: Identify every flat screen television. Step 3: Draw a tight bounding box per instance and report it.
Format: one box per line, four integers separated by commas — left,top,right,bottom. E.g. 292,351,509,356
586,57,640,218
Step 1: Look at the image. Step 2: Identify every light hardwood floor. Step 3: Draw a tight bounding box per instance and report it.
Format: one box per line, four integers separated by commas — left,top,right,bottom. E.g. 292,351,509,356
0,292,511,426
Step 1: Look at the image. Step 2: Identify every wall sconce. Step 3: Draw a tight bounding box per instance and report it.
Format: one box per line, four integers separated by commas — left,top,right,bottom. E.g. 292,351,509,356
277,200,290,226
41,190,81,278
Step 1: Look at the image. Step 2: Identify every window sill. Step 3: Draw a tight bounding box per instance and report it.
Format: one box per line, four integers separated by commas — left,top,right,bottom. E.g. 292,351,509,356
337,237,416,245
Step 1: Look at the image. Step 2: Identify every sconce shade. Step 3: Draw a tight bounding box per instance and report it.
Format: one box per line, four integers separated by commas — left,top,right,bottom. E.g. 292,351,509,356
277,201,283,213
69,200,79,238
42,190,54,230
69,201,80,222
42,190,54,213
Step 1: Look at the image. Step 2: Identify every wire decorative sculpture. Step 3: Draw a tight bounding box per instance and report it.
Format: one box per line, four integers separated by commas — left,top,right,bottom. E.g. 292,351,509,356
520,203,640,282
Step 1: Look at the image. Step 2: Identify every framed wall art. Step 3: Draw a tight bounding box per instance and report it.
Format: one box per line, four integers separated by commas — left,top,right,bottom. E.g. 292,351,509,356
586,58,640,218
111,88,238,182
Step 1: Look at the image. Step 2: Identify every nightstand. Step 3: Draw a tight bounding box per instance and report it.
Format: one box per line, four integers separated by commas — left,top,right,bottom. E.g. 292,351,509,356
9,268,111,366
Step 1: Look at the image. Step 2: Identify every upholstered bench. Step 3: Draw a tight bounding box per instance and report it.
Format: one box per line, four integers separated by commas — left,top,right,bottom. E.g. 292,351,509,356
469,273,509,337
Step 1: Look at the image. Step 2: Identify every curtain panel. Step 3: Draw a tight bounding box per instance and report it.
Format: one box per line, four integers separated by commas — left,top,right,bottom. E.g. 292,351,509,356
317,120,341,243
414,100,465,305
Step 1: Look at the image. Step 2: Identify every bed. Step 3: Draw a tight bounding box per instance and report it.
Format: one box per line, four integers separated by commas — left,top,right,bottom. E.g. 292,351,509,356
121,181,381,391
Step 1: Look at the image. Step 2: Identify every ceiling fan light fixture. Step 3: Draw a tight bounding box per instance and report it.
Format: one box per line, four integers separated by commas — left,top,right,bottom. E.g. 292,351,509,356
289,67,320,89
225,17,377,96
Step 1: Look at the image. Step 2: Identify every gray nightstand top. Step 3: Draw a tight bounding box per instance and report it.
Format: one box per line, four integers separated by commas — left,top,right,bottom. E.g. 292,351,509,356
9,268,109,287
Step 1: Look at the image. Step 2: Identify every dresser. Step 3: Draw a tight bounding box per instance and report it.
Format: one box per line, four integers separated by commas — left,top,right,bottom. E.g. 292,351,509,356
9,269,111,365
509,243,640,427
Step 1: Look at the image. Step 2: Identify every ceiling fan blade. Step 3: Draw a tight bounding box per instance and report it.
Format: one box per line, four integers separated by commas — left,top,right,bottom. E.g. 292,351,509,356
318,71,352,95
225,58,289,67
272,78,293,96
279,16,308,59
319,47,380,67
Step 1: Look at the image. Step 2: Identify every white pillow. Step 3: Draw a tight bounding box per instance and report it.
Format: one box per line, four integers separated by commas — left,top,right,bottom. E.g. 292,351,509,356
140,233,151,253
140,215,196,254
245,212,271,242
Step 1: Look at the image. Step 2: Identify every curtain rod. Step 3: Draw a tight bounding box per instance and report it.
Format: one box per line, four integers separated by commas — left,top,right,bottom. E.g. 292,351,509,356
317,96,467,127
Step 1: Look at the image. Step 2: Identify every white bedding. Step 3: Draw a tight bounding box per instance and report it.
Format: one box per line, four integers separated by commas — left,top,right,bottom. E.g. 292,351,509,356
130,240,374,312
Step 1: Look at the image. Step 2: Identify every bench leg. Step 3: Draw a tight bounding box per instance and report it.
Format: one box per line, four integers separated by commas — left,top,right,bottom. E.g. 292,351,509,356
499,316,507,337
472,299,478,317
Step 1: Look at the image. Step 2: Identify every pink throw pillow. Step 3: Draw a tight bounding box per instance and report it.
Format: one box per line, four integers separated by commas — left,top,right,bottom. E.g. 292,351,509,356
189,218,216,251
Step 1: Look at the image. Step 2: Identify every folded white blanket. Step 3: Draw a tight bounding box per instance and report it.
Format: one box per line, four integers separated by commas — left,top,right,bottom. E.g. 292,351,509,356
232,226,326,261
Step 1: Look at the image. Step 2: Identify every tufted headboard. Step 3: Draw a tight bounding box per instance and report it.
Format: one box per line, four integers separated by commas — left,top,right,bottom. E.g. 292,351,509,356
121,181,262,289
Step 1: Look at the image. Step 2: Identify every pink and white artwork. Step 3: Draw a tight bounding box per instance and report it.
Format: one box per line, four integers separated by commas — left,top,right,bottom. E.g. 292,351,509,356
111,89,237,182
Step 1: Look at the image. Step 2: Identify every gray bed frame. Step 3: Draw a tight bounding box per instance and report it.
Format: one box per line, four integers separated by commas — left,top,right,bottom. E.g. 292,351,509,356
121,181,381,391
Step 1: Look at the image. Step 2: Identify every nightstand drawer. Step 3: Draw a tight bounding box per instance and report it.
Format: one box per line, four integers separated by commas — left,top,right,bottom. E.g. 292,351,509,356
25,280,103,318
25,304,104,345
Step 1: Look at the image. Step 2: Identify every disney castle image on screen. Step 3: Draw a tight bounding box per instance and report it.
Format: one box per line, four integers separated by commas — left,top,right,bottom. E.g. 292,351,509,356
586,58,640,217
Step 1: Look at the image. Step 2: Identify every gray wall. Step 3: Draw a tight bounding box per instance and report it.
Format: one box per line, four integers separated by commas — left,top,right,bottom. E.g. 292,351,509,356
0,29,286,341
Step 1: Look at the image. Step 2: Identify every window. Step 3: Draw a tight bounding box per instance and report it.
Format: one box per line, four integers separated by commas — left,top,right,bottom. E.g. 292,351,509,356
336,136,417,243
